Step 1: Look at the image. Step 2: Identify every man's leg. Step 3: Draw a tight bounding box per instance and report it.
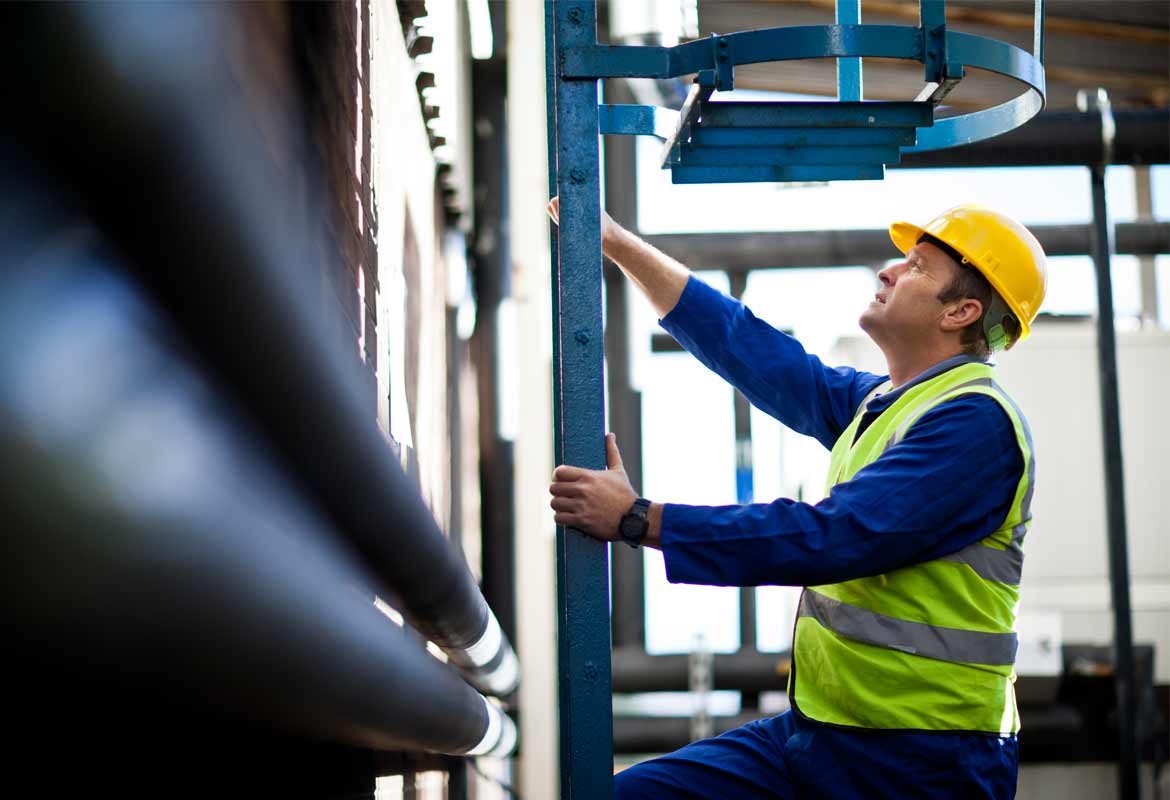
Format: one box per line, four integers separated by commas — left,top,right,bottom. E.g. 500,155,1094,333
614,714,797,800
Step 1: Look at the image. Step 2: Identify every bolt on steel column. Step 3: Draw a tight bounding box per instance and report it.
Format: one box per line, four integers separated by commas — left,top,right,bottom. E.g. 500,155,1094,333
545,2,615,797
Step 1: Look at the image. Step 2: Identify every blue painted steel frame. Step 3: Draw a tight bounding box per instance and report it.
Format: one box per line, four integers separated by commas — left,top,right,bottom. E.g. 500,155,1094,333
837,0,862,101
545,2,615,797
566,20,1046,155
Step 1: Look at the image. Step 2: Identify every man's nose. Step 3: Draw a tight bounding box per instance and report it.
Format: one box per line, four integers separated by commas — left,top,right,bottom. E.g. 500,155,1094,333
876,263,899,286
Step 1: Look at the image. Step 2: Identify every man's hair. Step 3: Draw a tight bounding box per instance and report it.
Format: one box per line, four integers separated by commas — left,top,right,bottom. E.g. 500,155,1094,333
919,234,993,359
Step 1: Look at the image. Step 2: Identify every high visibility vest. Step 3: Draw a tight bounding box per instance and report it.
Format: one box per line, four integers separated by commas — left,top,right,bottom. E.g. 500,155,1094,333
789,362,1034,734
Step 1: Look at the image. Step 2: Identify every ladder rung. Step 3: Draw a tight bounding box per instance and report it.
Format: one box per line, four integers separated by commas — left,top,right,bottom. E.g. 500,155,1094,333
675,145,902,167
690,126,917,148
699,101,933,129
671,164,886,184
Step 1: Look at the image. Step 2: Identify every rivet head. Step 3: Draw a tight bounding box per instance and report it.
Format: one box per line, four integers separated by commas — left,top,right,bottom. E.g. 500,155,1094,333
567,7,583,24
584,660,598,680
569,168,586,184
574,329,590,345
718,38,729,48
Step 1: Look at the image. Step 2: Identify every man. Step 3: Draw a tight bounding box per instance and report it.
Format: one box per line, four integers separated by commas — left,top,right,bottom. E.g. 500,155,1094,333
547,198,1047,799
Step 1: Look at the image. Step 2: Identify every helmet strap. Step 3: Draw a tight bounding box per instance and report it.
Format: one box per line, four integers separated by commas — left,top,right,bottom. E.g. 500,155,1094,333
983,293,1018,352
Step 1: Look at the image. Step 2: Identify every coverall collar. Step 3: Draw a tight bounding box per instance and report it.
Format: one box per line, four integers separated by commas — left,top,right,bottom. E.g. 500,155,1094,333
867,354,990,414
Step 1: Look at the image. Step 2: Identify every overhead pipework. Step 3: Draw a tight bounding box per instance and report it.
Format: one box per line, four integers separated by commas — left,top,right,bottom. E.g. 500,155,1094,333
576,0,1048,183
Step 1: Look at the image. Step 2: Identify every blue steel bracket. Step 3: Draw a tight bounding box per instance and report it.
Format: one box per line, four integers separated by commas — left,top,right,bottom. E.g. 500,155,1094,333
598,104,678,140
654,83,934,182
563,22,1046,155
712,34,734,92
920,0,948,85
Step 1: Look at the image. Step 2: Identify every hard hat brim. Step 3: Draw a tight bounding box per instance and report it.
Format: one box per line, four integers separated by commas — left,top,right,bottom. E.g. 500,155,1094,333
889,221,924,256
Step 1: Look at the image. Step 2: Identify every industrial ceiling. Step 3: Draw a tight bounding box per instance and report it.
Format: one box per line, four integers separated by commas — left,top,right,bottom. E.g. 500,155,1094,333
696,0,1169,112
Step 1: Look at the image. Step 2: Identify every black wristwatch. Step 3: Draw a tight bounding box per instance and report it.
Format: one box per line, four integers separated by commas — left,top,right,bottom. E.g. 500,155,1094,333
618,498,651,549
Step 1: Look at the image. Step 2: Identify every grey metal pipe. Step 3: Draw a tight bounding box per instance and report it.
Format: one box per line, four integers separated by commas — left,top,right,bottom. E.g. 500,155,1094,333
644,221,1170,273
614,713,766,754
899,109,1169,169
612,647,791,694
1084,94,1141,800
0,257,515,758
0,3,518,697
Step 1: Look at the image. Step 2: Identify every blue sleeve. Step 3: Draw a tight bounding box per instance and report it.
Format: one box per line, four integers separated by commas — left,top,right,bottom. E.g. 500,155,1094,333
659,394,1024,587
660,275,886,449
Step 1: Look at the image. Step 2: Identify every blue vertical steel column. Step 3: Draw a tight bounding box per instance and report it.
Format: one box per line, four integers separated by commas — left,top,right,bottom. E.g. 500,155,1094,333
836,0,862,101
546,2,615,798
1089,163,1140,800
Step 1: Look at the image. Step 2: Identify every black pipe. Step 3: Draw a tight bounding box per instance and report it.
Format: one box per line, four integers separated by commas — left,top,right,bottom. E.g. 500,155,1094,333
1086,115,1141,797
612,647,790,694
614,713,767,754
0,257,514,758
1,4,517,697
899,109,1169,168
644,221,1170,273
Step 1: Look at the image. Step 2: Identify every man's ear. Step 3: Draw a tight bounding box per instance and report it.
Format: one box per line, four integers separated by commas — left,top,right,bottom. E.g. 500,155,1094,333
940,297,983,332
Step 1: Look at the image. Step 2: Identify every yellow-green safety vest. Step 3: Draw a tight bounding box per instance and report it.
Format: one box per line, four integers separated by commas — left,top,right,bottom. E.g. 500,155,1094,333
789,361,1035,734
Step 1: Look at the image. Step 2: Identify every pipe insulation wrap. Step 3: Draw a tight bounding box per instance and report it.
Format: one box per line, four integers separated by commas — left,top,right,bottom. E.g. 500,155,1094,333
0,2,520,697
0,251,503,757
466,697,519,757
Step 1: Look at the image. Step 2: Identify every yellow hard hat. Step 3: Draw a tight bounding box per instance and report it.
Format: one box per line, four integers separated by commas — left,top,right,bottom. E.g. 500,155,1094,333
889,204,1048,346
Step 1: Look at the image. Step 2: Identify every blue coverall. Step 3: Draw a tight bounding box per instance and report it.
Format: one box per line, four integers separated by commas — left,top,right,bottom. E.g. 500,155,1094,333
615,276,1025,799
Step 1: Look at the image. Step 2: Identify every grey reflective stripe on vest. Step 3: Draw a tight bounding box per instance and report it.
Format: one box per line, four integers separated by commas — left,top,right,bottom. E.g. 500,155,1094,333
799,589,1018,666
940,540,1024,585
881,376,1035,587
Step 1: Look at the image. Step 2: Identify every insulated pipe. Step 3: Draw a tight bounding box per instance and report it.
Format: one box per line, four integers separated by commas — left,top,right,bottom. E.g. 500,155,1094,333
644,221,1170,273
0,4,518,697
0,258,516,758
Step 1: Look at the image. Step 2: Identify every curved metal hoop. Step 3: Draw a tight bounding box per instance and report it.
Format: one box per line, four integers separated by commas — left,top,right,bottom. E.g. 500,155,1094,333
565,23,1047,152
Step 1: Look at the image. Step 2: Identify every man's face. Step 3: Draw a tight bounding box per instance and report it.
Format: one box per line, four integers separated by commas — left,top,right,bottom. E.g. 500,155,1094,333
859,242,959,346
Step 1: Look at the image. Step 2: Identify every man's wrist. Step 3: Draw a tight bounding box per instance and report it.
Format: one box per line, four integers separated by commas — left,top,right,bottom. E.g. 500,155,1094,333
642,502,664,549
601,221,630,259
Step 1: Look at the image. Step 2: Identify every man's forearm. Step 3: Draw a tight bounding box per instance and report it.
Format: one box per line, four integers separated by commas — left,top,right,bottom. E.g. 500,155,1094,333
603,223,690,319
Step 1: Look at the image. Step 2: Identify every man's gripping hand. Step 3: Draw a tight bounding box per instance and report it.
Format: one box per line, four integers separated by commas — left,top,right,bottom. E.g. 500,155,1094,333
549,433,636,541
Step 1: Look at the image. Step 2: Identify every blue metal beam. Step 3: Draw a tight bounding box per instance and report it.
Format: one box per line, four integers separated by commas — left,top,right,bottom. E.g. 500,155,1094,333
598,104,677,140
671,164,885,183
677,145,901,167
836,0,863,102
692,127,917,147
564,22,1045,155
545,2,614,797
699,101,932,129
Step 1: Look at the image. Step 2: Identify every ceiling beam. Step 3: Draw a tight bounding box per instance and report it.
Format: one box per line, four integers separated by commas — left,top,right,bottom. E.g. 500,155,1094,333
801,0,1169,45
